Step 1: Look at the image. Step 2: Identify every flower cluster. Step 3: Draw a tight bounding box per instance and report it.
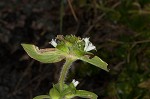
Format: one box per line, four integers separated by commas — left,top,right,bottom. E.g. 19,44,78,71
50,35,96,52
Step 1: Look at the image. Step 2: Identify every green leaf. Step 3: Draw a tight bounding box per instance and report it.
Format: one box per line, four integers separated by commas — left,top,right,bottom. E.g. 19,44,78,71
33,95,50,99
61,83,76,97
65,90,98,99
49,86,61,99
79,56,109,71
21,44,65,63
76,90,98,99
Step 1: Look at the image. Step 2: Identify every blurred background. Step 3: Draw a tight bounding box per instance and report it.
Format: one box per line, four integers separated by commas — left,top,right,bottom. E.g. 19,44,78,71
0,0,150,99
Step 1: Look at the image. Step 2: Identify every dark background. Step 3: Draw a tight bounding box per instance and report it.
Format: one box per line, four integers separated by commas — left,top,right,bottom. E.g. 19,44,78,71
0,0,150,99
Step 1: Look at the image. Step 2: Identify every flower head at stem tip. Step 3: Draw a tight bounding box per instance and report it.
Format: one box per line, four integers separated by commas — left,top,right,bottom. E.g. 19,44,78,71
50,39,57,47
83,37,96,52
72,79,79,87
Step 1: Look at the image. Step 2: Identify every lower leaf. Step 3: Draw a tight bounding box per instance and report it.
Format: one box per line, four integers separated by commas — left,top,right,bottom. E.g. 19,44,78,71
33,95,50,99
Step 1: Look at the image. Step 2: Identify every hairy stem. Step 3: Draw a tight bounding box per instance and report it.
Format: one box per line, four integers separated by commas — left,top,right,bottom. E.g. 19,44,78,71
59,58,74,91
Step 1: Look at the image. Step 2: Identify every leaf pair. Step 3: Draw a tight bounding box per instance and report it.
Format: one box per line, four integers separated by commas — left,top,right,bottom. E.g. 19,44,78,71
21,44,108,71
33,83,98,99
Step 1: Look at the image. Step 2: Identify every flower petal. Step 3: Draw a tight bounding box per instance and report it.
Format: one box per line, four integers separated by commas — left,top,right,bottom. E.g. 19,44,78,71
72,79,79,87
50,39,57,47
83,37,96,52
86,42,96,51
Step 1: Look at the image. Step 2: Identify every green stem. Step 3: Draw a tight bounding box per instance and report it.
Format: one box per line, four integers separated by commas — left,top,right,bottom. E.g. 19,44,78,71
59,58,74,91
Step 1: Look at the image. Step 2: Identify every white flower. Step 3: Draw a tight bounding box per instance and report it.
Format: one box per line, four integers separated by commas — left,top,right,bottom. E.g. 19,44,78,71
83,37,96,52
50,39,57,47
72,79,79,87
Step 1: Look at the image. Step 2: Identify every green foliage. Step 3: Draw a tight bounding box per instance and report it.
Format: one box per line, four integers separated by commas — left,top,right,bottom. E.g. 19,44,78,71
34,83,97,99
22,35,108,99
22,35,108,71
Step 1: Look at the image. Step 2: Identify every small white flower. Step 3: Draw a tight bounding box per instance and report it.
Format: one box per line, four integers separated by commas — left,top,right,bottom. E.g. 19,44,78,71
50,39,57,47
83,37,96,52
72,79,79,87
